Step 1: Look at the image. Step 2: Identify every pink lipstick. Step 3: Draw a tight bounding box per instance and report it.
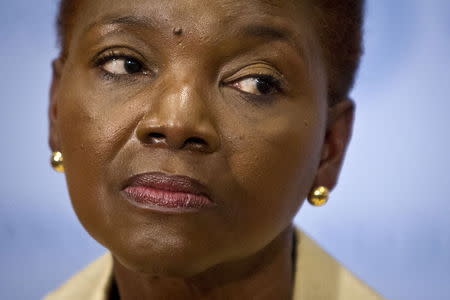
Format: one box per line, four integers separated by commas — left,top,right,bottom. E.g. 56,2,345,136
122,172,213,211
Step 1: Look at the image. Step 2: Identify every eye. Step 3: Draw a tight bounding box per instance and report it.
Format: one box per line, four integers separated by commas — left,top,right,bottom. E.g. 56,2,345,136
101,56,146,75
230,75,281,95
93,49,151,78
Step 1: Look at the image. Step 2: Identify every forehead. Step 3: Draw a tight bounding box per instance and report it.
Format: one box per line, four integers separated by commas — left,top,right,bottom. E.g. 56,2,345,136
71,0,310,41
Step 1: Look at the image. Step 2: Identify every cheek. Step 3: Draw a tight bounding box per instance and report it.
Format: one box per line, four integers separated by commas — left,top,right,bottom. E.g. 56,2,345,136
57,83,140,245
223,103,325,246
57,69,146,178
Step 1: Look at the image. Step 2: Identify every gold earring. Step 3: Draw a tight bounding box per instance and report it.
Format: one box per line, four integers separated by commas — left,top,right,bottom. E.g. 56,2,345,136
51,151,64,173
308,186,329,206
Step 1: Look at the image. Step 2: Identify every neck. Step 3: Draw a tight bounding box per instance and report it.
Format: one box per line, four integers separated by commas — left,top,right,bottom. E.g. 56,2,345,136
111,225,296,300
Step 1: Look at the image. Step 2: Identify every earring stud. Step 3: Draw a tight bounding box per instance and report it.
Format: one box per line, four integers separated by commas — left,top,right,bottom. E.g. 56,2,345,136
308,186,329,206
51,151,64,173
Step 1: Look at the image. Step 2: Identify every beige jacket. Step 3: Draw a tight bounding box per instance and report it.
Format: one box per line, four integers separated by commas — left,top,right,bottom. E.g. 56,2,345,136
44,229,385,300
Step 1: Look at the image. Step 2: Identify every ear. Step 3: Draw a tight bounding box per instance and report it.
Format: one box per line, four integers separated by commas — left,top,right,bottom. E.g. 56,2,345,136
313,98,355,191
49,58,63,152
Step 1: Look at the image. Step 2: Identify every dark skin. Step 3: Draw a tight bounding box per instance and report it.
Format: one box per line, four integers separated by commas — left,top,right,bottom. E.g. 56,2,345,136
49,0,354,299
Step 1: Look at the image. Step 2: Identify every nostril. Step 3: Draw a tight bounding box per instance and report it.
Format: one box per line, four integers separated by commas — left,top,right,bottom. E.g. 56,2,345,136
183,137,209,151
146,132,166,144
185,137,207,145
148,132,165,139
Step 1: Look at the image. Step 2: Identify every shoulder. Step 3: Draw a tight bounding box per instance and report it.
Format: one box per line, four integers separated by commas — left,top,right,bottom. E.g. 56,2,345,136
293,228,386,300
42,253,113,300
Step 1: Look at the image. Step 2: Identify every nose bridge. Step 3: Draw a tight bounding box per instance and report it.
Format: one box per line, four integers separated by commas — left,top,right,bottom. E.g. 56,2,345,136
135,72,219,152
165,83,205,127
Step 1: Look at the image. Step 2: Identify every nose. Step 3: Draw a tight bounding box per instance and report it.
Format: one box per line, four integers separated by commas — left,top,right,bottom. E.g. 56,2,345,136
135,85,220,153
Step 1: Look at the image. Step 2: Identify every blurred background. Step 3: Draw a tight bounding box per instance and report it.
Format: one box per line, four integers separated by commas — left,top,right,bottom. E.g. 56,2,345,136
0,0,449,299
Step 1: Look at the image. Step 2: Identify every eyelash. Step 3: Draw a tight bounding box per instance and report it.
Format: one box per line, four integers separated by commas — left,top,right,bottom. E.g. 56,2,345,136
93,50,148,80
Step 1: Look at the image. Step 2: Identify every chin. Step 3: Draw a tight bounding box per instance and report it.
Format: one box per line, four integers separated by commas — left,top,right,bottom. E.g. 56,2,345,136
95,224,228,278
111,242,225,278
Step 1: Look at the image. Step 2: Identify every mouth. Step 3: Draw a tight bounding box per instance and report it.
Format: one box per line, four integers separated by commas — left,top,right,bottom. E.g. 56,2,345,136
121,171,214,212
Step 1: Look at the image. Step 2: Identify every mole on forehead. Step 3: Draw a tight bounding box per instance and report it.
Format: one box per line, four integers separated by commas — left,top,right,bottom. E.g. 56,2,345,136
173,27,183,35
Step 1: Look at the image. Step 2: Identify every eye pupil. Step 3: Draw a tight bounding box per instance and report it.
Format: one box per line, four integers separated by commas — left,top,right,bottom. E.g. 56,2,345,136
256,78,274,95
124,59,142,74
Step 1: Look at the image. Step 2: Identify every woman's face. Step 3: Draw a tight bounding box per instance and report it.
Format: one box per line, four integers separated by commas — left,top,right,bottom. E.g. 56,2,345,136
50,0,338,276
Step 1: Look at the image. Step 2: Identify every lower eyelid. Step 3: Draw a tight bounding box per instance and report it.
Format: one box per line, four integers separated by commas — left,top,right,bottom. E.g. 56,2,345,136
99,68,125,79
97,68,155,86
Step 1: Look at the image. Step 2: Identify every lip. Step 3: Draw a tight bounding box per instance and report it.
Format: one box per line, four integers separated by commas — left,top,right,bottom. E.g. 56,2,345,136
121,171,214,212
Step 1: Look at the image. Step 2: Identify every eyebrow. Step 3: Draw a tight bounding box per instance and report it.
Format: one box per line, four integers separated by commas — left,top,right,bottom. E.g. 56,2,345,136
83,15,159,35
239,23,306,58
109,15,157,28
241,24,290,41
84,15,306,56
